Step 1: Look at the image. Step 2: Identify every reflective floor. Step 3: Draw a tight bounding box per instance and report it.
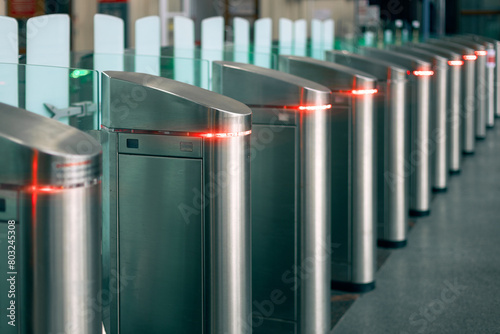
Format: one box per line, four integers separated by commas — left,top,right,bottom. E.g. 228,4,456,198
331,124,500,334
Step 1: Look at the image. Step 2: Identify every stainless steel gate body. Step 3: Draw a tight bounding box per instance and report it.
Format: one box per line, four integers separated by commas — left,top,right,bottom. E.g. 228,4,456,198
212,61,332,334
411,43,463,174
427,39,477,154
446,37,488,139
362,47,433,217
0,103,102,334
100,72,252,334
390,46,449,192
278,56,378,292
325,50,409,249
462,35,499,127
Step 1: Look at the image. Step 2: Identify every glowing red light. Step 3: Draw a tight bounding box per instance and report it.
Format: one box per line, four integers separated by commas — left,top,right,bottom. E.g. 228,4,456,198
463,55,477,61
32,151,39,228
475,50,487,56
37,186,63,193
200,130,252,138
351,89,378,95
413,70,434,76
26,185,64,193
298,104,332,111
448,60,464,66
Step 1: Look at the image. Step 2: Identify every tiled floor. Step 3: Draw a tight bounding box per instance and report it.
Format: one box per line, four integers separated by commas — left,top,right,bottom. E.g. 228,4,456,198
330,125,500,334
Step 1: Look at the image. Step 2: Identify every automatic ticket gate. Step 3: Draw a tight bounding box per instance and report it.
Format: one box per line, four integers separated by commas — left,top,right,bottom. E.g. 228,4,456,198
464,35,500,120
278,55,378,291
462,35,499,127
0,103,102,334
212,61,332,334
446,37,488,139
325,50,409,249
362,47,433,217
100,72,252,334
412,43,464,174
391,46,449,192
427,39,477,154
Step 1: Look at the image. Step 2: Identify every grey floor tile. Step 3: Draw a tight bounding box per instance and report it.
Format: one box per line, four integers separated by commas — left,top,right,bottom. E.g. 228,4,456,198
331,126,500,334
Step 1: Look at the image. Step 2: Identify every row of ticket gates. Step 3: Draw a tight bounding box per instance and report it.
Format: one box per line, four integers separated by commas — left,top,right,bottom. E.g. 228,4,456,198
0,34,498,334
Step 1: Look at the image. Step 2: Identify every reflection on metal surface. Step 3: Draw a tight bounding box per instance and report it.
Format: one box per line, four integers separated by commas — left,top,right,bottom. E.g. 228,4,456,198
448,36,488,139
100,71,252,334
213,61,332,334
0,102,102,334
362,47,432,216
390,45,449,192
427,39,477,154
325,50,409,250
278,55,378,293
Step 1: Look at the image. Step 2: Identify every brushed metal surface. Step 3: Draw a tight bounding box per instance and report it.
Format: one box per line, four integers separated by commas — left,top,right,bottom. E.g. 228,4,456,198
325,50,408,244
0,103,102,334
386,79,409,240
447,37,487,138
361,48,432,214
102,71,251,134
204,135,252,334
463,36,500,120
102,72,252,334
118,154,203,333
0,103,101,187
428,39,476,153
350,92,376,283
278,55,377,287
213,61,331,334
461,35,498,126
30,185,102,333
391,46,449,190
412,43,463,172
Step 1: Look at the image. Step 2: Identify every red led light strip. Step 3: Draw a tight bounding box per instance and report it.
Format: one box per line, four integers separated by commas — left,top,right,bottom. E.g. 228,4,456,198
27,185,64,193
298,104,332,111
199,130,252,138
463,55,477,61
101,125,252,139
31,151,38,227
448,60,464,66
351,89,378,95
245,104,333,112
475,50,487,56
413,70,434,76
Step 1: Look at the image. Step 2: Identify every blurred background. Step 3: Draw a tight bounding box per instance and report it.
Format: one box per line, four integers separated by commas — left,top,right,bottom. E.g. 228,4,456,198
0,0,498,53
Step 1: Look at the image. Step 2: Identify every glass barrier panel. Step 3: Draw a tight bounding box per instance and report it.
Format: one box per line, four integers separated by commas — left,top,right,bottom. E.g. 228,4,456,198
0,62,99,132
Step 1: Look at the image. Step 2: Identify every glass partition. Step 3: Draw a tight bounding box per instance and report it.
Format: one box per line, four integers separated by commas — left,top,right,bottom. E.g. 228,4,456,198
0,62,99,131
71,52,211,89
0,57,211,131
159,45,280,70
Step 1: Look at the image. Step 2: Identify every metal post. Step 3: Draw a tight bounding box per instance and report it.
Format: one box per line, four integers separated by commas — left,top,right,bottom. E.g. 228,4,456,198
423,0,430,40
437,0,446,36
